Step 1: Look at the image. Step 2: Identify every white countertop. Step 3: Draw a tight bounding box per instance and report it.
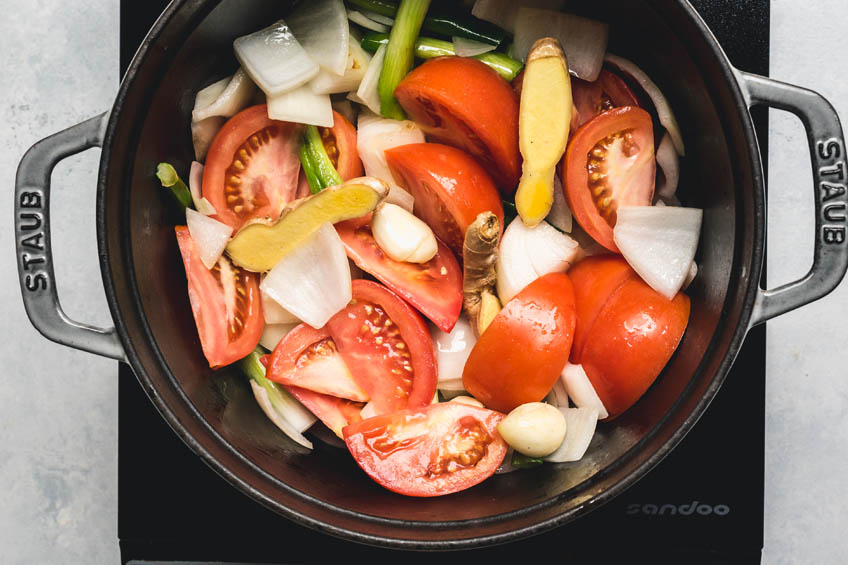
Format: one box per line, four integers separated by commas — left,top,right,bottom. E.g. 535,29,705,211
1,1,846,563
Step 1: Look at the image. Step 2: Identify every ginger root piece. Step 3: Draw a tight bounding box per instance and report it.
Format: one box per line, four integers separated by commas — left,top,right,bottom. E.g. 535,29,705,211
226,178,387,272
515,37,572,227
463,211,502,335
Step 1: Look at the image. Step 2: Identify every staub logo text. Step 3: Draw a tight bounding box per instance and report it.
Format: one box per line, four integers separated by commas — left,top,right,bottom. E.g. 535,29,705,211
626,501,730,517
17,188,48,292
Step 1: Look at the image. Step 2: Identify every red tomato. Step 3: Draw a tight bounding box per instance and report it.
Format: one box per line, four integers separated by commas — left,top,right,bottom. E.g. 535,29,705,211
322,110,363,181
286,386,365,438
175,227,263,368
327,280,437,415
394,57,521,194
568,254,633,360
267,280,437,420
261,352,363,437
462,273,576,413
571,70,641,127
266,325,369,402
385,143,504,256
202,105,301,231
569,256,691,419
343,402,508,497
561,106,656,252
336,223,462,333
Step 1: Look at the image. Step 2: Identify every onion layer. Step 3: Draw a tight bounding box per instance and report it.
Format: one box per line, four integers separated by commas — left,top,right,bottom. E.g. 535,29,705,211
613,206,702,300
605,53,685,156
234,20,319,96
260,222,352,329
513,8,609,81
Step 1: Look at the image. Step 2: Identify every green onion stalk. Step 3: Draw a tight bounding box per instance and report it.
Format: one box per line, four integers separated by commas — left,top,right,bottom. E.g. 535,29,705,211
511,451,544,469
299,125,343,194
377,0,431,120
346,0,507,46
240,349,298,420
155,162,193,209
361,33,524,82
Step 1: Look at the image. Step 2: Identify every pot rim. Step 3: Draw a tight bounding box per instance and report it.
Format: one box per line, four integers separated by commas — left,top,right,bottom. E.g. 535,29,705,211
95,0,766,549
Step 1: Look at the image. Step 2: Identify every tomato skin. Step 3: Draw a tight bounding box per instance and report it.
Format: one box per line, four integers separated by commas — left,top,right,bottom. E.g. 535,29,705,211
202,105,302,231
462,273,577,413
175,227,263,368
385,143,504,256
343,403,507,497
572,70,640,127
567,254,633,360
336,223,463,333
285,385,364,438
327,280,437,414
562,106,655,252
323,110,363,181
394,56,521,194
569,256,690,419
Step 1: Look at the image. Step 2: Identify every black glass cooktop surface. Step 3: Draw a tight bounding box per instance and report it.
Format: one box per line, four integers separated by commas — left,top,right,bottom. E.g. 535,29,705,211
118,1,769,563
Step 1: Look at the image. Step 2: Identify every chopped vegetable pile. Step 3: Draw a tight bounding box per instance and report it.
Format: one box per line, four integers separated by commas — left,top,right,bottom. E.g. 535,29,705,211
158,0,701,497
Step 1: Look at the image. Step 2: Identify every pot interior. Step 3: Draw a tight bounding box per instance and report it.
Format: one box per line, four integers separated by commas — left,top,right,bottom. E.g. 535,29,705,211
103,0,760,545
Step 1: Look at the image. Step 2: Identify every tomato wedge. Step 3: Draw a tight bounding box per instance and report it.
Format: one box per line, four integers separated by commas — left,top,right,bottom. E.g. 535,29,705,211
568,256,690,419
327,280,437,415
260,352,364,437
267,280,437,424
571,70,640,127
336,223,462,333
286,386,365,438
202,105,301,230
322,110,363,181
394,56,521,194
562,106,656,252
385,143,504,256
568,253,633,359
266,325,369,402
463,273,576,413
343,403,508,497
175,227,263,368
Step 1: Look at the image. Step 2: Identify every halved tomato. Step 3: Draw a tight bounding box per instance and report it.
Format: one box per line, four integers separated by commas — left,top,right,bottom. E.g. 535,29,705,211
267,280,437,423
343,402,508,497
265,325,369,402
326,280,437,415
394,57,521,194
385,143,504,256
568,255,690,419
175,227,263,368
571,70,641,127
561,106,656,252
336,223,463,332
567,253,633,360
322,110,363,181
203,105,301,230
462,273,576,413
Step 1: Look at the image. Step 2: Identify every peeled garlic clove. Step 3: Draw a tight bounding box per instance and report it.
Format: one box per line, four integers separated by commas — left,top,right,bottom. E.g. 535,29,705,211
497,402,567,457
371,203,438,264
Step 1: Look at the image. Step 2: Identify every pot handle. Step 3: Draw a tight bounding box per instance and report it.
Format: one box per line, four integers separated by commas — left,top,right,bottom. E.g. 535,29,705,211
14,113,125,361
738,71,848,327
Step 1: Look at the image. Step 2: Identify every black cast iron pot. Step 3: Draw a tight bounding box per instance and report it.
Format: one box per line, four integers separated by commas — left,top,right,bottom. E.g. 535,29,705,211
14,0,848,549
